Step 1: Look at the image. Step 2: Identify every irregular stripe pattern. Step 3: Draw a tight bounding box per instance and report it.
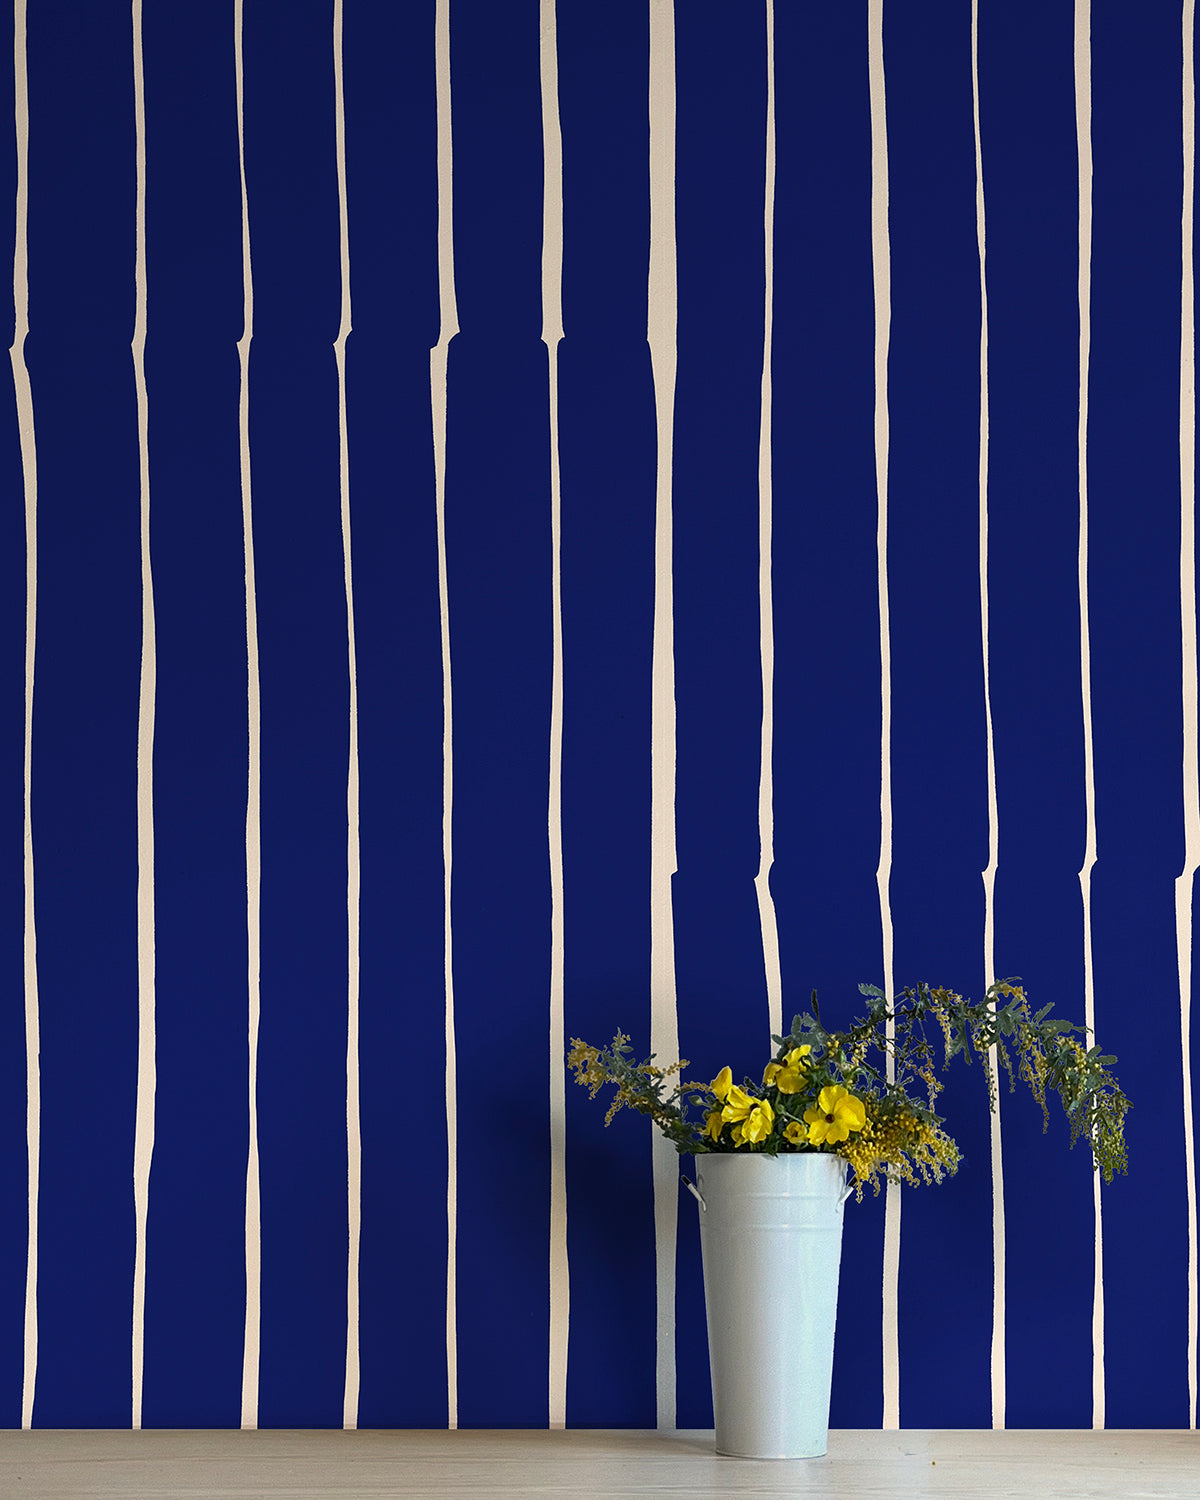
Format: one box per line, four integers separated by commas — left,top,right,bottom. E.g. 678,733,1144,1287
972,0,1008,1438
10,0,40,1435
1180,0,1200,1436
755,0,782,1048
130,0,157,1433
1072,0,1106,1431
234,0,263,1431
868,0,900,1433
540,0,569,1434
332,0,362,1433
431,0,459,1432
648,0,680,1433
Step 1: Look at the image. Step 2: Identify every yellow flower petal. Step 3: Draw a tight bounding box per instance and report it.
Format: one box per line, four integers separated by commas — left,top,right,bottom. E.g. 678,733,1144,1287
836,1093,866,1132
722,1084,755,1122
711,1066,733,1101
741,1100,775,1144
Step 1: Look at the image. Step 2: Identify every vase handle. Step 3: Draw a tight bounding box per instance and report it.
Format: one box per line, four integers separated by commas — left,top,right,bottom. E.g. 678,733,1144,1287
681,1175,706,1211
839,1178,854,1205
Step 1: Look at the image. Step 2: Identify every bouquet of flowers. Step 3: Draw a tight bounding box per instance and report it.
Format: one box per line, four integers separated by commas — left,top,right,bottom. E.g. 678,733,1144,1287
568,980,1129,1199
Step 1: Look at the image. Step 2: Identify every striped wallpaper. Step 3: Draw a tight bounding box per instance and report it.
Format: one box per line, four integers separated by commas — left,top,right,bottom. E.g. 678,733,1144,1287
1,0,1196,1433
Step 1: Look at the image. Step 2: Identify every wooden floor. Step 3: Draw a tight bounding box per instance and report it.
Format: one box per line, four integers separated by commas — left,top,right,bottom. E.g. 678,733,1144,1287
0,1428,1194,1499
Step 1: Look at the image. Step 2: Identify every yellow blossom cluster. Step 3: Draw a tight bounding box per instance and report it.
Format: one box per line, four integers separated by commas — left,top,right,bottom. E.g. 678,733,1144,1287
566,1036,692,1131
838,1101,961,1199
566,1039,609,1098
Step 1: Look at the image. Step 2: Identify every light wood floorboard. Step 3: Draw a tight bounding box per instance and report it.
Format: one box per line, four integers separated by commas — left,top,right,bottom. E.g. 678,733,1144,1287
0,1428,1194,1499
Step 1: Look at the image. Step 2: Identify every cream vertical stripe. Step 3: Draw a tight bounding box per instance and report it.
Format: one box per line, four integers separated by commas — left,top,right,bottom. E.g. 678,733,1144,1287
648,0,680,1433
1073,0,1105,1431
333,0,362,1433
867,0,899,1433
971,0,1008,1437
10,0,40,1434
234,0,263,1432
130,0,157,1434
755,0,782,1047
540,0,569,1433
431,0,460,1432
1179,0,1200,1434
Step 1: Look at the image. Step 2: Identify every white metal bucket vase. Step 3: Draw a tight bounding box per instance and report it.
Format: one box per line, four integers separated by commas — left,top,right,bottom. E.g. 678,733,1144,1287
692,1151,852,1459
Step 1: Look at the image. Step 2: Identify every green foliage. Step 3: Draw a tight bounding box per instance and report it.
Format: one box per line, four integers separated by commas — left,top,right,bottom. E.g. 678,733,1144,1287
565,1032,702,1154
832,980,1130,1183
568,979,1130,1189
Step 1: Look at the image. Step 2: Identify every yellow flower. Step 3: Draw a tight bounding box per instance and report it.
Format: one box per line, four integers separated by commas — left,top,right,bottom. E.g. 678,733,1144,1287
763,1061,782,1086
711,1066,733,1101
721,1083,755,1123
721,1084,774,1146
736,1098,774,1145
775,1045,812,1095
783,1120,806,1145
803,1085,867,1145
703,1107,724,1142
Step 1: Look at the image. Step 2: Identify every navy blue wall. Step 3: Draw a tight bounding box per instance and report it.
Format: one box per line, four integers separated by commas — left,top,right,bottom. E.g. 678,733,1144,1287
1,0,1194,1430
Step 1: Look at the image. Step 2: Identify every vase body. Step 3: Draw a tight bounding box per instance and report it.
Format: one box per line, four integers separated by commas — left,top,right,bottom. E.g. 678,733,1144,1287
694,1151,848,1459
